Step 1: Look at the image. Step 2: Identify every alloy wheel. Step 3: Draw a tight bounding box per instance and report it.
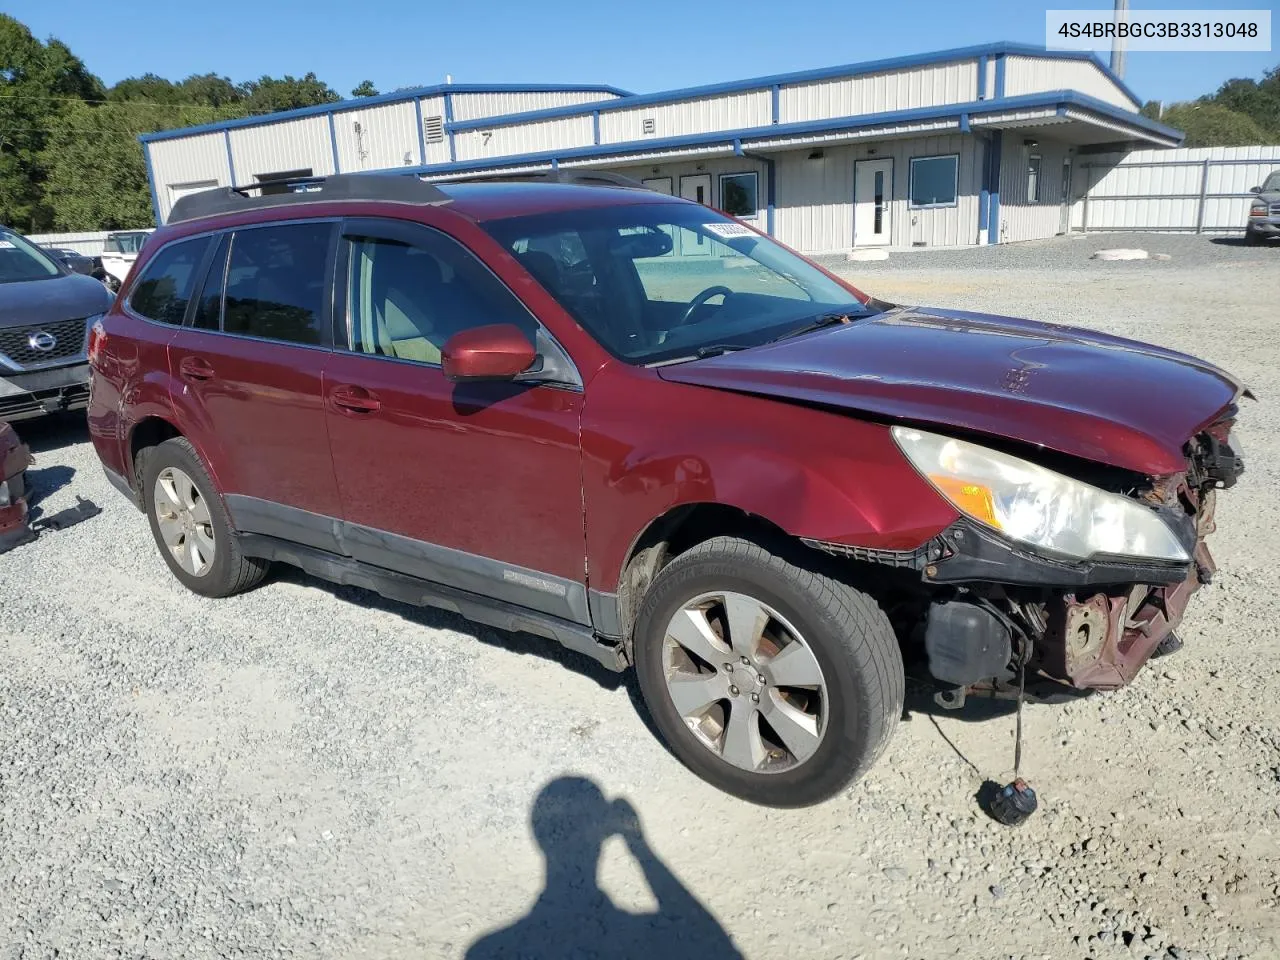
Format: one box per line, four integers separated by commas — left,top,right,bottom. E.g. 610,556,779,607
153,466,216,577
661,591,828,774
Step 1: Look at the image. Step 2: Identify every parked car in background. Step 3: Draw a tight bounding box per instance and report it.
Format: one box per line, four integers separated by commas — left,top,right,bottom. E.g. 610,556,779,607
1,226,114,422
42,246,109,284
99,229,154,291
89,173,1247,807
1246,171,1280,245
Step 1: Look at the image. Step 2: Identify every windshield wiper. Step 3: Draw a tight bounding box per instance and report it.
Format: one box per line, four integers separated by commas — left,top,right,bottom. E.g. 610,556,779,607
693,343,748,359
769,312,858,344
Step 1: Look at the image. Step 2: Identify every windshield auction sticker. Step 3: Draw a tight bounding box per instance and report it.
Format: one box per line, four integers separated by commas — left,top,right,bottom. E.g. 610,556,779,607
703,222,756,239
1046,9,1271,51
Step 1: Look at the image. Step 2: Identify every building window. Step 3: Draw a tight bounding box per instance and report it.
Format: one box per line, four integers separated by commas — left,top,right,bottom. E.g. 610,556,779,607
1027,154,1042,203
908,155,959,208
719,172,759,219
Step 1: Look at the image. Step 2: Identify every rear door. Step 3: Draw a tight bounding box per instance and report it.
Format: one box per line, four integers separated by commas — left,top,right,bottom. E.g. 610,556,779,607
323,216,589,623
169,220,344,551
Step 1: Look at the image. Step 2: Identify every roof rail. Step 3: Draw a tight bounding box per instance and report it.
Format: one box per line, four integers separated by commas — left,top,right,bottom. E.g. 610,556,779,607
167,172,451,224
440,169,654,191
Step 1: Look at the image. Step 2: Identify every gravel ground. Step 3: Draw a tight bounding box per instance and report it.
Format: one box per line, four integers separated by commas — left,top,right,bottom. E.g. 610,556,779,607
2,233,1277,960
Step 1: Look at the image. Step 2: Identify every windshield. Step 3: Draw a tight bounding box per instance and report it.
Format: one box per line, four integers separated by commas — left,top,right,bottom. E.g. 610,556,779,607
0,230,61,283
480,202,875,364
105,232,149,254
1262,172,1280,193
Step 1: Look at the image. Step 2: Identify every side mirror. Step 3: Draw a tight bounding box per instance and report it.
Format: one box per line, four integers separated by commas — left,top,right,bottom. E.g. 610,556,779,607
441,323,537,381
1249,186,1262,194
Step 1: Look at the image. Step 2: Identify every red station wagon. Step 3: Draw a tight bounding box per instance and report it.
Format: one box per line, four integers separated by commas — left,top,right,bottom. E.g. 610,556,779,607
88,172,1247,807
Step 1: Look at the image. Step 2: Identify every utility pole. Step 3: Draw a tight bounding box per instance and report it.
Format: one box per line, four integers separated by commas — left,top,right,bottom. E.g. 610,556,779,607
1110,0,1129,78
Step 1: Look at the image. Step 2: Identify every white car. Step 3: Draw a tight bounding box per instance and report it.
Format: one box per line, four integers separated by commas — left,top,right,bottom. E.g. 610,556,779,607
99,230,155,290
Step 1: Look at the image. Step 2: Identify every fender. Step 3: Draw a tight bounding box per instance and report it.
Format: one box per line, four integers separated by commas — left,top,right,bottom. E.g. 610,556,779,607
161,372,233,494
582,363,959,594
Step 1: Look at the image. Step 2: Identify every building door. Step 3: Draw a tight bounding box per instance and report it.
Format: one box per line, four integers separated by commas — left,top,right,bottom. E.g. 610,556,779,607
1059,157,1073,234
678,174,713,256
853,159,893,246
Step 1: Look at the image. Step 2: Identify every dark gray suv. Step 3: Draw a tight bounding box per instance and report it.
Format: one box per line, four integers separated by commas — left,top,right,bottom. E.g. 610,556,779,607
0,228,114,422
1246,171,1280,245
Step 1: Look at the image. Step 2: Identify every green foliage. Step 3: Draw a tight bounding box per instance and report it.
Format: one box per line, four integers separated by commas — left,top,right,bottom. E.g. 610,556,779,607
1161,102,1269,148
351,80,379,98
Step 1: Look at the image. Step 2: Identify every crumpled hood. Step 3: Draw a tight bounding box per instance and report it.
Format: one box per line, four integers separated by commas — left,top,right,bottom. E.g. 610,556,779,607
0,273,113,330
658,306,1246,475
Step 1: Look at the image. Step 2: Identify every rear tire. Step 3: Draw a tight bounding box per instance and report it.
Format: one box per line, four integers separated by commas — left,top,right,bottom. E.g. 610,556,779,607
141,437,268,598
632,536,904,807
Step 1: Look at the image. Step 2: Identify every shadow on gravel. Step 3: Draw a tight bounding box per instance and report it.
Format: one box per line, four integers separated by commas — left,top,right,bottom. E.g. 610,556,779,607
24,464,76,520
467,776,742,960
10,412,88,453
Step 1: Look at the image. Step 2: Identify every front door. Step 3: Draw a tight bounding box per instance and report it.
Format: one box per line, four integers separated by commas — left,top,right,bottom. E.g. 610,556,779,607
678,174,713,256
853,159,893,246
323,217,590,624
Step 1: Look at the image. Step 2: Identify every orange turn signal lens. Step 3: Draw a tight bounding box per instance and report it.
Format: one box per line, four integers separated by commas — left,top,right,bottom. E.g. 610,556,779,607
928,475,1001,529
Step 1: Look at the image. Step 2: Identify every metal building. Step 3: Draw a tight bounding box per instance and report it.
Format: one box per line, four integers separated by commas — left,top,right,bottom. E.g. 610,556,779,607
140,42,1183,252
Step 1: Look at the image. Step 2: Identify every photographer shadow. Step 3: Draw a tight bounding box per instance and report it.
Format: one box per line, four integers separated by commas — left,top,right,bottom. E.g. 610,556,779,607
466,776,742,960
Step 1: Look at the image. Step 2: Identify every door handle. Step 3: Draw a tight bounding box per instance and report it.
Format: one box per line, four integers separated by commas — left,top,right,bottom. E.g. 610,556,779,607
179,356,215,381
330,384,381,414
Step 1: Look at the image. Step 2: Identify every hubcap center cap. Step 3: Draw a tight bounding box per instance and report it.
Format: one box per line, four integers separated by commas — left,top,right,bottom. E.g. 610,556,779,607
731,662,764,696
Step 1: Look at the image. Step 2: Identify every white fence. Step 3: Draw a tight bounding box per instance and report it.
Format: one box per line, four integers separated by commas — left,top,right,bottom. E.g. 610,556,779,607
26,230,114,256
1071,145,1280,234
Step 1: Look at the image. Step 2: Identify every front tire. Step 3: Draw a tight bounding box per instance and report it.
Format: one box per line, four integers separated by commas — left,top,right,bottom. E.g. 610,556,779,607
632,536,904,807
142,437,268,598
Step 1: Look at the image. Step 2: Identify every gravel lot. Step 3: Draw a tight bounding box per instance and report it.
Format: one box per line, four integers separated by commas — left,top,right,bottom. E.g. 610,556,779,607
2,233,1277,960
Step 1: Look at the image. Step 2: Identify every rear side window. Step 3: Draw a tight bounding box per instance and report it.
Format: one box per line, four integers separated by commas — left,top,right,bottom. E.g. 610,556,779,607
223,223,332,345
129,236,211,324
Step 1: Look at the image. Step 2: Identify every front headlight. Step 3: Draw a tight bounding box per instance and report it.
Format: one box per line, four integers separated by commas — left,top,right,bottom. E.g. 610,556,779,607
891,426,1190,563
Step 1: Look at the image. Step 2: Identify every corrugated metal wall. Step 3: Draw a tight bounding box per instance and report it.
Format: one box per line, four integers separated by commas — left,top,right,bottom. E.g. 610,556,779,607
777,62,978,122
771,134,982,252
455,115,595,162
1071,145,1280,233
26,230,114,256
332,99,420,172
997,135,1072,242
598,91,772,144
148,132,234,221
228,115,336,182
1003,56,1135,111
449,89,619,122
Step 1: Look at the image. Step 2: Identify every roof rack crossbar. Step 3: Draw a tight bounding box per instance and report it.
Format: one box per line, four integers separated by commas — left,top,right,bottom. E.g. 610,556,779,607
167,172,451,224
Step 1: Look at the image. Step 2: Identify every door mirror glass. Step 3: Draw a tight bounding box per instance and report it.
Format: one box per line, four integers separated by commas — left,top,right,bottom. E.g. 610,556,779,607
441,323,537,381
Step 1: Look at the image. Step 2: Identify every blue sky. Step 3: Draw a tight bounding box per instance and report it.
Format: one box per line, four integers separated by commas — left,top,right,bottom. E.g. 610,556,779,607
6,0,1277,106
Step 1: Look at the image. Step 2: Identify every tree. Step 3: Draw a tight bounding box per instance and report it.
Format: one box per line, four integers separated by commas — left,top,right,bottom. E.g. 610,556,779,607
239,72,339,113
41,100,155,229
0,15,101,229
1161,102,1268,148
351,80,379,98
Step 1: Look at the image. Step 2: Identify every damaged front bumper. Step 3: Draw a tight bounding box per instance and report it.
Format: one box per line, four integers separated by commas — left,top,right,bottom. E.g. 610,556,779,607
0,420,34,553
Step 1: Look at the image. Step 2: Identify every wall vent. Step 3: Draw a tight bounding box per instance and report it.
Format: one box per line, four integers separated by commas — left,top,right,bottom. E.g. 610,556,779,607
423,115,445,144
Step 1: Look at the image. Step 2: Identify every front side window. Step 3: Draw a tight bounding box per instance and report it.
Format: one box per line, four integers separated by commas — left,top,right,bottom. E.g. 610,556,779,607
0,229,62,284
909,155,959,208
105,232,149,255
343,228,536,365
719,172,759,219
223,223,333,345
128,236,211,324
481,202,875,365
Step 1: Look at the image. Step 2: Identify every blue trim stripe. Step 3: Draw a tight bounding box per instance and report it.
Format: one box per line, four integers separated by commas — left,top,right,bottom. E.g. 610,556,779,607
414,97,427,163
444,92,456,163
137,41,1142,145
976,55,988,100
328,111,340,173
141,139,161,226
959,113,970,133
994,55,1006,99
380,90,1181,182
138,82,632,143
987,130,1003,244
223,130,237,186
